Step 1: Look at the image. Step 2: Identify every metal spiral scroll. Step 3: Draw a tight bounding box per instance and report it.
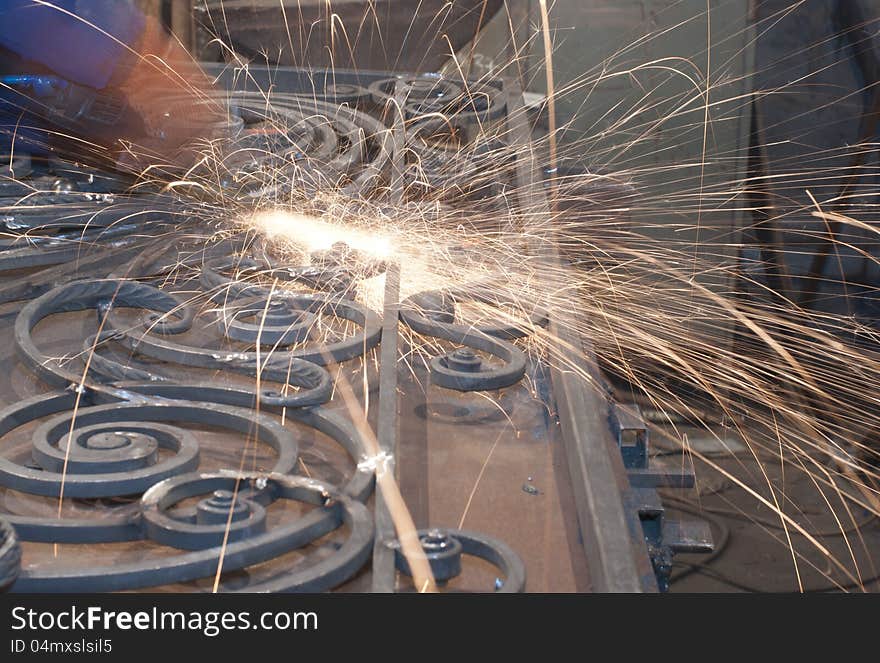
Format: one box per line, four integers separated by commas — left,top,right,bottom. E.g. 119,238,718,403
390,528,526,593
0,393,297,501
0,387,375,591
399,288,548,391
0,151,172,279
3,273,382,592
104,285,382,370
197,255,384,361
368,76,507,126
0,384,370,519
14,278,335,408
180,91,393,197
13,473,373,593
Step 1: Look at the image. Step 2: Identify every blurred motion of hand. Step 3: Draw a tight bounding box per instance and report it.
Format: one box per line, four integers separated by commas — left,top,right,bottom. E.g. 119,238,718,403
0,0,225,176
113,13,227,175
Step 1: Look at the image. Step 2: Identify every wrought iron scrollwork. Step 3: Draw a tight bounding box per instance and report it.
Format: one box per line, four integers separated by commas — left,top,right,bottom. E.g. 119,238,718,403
391,528,526,593
14,278,336,408
0,71,529,593
399,287,547,391
0,392,297,502
13,473,372,593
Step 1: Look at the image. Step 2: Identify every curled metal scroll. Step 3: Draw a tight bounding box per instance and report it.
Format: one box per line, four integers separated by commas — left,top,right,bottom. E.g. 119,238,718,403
180,91,393,197
369,76,506,126
12,473,373,593
95,385,376,504
107,292,381,369
391,528,526,593
0,392,297,501
0,389,372,544
83,330,332,409
14,278,334,408
399,287,547,391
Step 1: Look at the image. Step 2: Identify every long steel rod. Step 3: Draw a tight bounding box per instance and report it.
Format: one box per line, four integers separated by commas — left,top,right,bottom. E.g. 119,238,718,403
371,262,402,592
371,81,409,592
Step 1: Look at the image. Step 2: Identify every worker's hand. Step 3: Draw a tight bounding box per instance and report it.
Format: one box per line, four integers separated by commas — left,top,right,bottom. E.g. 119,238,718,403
110,16,227,176
0,2,227,174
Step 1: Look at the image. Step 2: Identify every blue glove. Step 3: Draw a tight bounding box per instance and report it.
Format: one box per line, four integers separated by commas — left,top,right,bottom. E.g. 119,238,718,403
0,1,147,157
0,2,220,172
0,0,145,89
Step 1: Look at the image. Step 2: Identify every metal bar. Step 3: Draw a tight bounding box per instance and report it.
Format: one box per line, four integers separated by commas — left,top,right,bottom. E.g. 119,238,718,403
549,335,656,592
371,262,401,592
504,75,656,592
397,367,430,529
371,82,409,592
